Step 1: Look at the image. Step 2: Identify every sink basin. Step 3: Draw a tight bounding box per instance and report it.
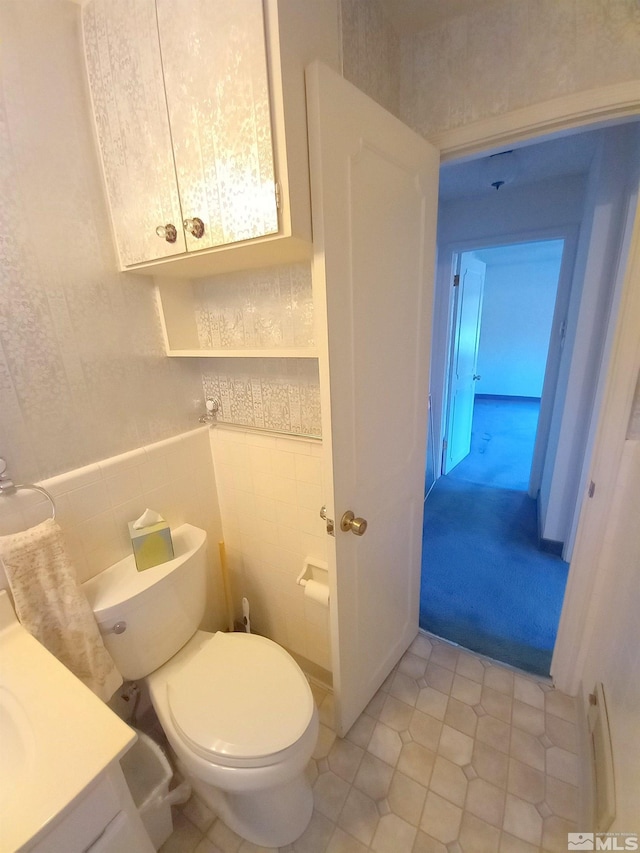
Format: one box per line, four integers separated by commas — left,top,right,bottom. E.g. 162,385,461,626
0,685,35,810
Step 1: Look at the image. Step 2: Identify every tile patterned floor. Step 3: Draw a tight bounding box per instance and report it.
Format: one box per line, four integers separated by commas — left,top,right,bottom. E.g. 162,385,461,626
158,633,581,853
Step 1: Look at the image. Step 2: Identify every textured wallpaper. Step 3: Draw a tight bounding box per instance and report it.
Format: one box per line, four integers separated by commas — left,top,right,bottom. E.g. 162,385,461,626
202,358,321,437
193,263,315,350
398,0,640,137
0,2,202,484
340,0,401,117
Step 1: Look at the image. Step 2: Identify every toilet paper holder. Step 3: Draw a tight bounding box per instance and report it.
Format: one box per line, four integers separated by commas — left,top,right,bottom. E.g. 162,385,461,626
296,558,329,589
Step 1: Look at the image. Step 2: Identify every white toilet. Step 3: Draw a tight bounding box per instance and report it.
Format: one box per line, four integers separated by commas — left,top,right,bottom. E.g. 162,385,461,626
83,524,319,848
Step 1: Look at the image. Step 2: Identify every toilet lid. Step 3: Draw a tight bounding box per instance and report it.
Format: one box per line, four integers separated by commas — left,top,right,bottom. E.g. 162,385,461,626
166,632,315,762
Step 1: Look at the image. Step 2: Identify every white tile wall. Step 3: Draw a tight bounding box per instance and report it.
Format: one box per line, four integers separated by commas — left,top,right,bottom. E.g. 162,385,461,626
0,428,227,633
210,425,331,672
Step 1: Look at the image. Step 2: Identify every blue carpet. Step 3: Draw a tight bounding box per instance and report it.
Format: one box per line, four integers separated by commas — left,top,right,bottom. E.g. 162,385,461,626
420,478,569,676
448,396,540,491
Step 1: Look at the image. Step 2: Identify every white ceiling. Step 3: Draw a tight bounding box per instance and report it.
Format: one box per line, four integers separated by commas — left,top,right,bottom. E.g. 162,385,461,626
438,129,602,201
378,0,499,34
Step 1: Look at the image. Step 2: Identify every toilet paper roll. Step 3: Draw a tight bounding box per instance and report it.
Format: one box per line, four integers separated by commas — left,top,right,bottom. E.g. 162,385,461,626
303,579,330,607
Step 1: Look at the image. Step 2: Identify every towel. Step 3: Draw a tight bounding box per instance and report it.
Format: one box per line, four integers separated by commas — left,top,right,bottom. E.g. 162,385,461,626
0,518,122,702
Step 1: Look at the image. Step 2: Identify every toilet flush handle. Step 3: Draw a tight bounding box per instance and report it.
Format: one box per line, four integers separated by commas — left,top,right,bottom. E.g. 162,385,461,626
103,621,127,635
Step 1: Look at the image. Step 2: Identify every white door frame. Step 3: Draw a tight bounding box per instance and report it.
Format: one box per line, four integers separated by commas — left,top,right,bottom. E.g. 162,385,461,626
429,82,640,694
433,227,578,499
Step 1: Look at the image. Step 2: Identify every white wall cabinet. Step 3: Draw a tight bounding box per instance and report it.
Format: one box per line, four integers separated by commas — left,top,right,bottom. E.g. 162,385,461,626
82,0,339,279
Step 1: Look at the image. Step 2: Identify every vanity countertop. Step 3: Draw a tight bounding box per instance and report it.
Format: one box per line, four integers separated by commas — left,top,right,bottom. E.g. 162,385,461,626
0,590,135,852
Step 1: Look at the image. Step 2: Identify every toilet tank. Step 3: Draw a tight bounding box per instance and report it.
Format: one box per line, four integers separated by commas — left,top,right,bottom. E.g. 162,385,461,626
83,524,208,680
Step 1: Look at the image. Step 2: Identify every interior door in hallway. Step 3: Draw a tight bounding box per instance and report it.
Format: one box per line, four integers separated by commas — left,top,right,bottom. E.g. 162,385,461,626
443,254,486,473
306,62,439,737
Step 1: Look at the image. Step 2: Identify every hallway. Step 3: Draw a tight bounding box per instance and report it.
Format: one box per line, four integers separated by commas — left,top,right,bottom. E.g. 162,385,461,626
420,398,570,675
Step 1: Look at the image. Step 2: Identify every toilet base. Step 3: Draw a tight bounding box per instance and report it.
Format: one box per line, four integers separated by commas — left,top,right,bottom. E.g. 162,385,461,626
176,758,314,847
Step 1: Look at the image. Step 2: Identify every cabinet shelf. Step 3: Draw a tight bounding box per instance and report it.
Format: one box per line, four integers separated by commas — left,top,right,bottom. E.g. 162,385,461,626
167,347,318,359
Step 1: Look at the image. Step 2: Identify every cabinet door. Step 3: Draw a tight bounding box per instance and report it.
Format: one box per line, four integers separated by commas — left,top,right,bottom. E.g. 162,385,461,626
157,0,278,253
83,0,186,266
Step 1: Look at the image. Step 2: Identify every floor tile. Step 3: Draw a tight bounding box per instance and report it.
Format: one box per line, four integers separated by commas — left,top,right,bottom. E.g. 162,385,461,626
455,653,486,685
353,752,394,801
425,662,455,694
416,686,449,720
457,811,501,853
465,776,505,827
326,827,369,853
512,700,545,736
420,791,463,843
451,675,483,706
444,697,478,738
314,770,351,820
398,740,437,787
368,722,403,766
545,689,577,723
329,738,365,783
338,787,380,846
379,694,414,732
399,652,429,680
387,770,428,825
471,740,509,788
412,831,448,853
483,665,515,697
371,813,417,853
438,725,474,766
513,677,545,710
409,708,443,751
503,794,543,846
429,755,468,807
507,757,545,804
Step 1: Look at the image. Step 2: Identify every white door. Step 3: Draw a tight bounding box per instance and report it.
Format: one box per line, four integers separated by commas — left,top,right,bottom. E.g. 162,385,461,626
306,62,440,736
443,254,486,473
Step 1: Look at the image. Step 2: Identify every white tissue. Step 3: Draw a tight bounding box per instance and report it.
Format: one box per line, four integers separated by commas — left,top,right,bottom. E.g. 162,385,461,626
303,579,330,607
132,508,165,530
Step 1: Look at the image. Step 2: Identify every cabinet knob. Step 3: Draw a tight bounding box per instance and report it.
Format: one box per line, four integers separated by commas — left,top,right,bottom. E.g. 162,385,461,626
184,217,205,239
156,223,178,243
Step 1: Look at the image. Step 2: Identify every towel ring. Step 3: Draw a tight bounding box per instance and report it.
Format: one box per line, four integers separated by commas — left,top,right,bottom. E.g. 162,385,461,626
3,484,57,521
0,457,56,521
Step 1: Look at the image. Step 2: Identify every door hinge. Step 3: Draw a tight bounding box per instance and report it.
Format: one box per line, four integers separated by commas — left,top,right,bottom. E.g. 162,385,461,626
275,181,281,211
453,274,460,287
588,480,596,498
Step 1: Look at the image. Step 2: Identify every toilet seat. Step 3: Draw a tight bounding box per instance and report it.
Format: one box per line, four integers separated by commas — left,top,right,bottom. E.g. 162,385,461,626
167,632,315,768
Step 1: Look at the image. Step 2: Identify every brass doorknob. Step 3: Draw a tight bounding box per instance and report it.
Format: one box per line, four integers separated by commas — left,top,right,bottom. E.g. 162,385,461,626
340,510,367,536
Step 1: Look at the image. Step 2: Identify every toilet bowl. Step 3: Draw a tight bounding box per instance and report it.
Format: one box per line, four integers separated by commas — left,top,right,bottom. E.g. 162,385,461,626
82,524,319,847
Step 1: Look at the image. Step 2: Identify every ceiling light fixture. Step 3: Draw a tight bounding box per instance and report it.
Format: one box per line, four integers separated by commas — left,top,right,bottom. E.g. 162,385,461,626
485,149,518,190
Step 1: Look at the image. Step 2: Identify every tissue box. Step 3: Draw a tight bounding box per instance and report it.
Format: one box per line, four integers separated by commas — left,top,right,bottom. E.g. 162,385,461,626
128,521,174,572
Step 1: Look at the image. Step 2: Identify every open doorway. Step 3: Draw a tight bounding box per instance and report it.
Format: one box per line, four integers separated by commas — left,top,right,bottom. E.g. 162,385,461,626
444,240,564,492
422,240,569,676
421,119,640,676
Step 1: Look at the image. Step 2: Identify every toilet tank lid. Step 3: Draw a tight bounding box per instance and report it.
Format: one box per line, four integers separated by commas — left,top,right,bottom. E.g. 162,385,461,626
82,524,206,622
167,632,315,761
